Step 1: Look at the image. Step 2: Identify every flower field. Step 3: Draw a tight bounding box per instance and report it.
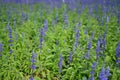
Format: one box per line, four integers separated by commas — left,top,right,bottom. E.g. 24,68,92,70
0,0,120,80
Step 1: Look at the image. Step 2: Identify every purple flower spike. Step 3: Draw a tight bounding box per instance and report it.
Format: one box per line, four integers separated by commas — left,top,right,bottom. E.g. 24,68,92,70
31,64,36,70
7,22,13,52
30,50,36,70
31,59,36,63
116,42,120,65
8,24,12,34
99,66,111,80
9,39,13,43
116,60,120,64
85,50,90,59
92,62,97,70
58,54,63,73
87,41,92,50
89,62,97,80
89,76,94,80
44,19,48,32
0,43,3,52
30,76,34,80
69,51,72,63
75,29,80,49
32,51,36,59
105,66,111,77
96,39,101,60
99,67,106,80
9,44,13,47
30,50,36,80
116,42,120,58
40,37,43,44
96,39,101,53
8,23,12,39
118,12,120,24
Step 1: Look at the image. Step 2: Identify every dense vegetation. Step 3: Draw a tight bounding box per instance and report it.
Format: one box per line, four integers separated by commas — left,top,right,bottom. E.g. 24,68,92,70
0,0,120,80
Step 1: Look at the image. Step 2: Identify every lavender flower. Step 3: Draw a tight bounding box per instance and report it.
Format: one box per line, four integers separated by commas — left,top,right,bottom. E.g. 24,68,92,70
89,76,94,80
99,67,106,80
102,38,106,50
96,39,101,59
102,32,107,51
90,62,97,75
7,22,13,54
85,50,90,59
58,54,63,73
89,62,97,80
87,41,92,50
31,51,36,61
44,19,48,32
40,28,45,37
8,23,12,39
116,42,120,64
0,43,3,52
9,44,13,47
105,66,111,77
74,29,80,49
68,51,72,63
30,50,36,80
96,39,101,53
31,51,36,57
116,60,120,64
30,76,34,80
99,66,111,80
30,50,36,70
31,58,36,63
86,37,92,59
39,28,44,52
76,30,80,41
31,64,36,70
77,22,81,27
40,37,43,45
9,40,13,43
118,12,120,24
116,42,120,58
91,62,97,70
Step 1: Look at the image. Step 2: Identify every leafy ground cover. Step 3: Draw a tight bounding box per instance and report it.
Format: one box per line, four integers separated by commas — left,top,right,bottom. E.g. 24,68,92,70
0,1,120,80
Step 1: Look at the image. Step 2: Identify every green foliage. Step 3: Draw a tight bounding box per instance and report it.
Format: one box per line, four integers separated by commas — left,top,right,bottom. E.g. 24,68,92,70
0,2,120,80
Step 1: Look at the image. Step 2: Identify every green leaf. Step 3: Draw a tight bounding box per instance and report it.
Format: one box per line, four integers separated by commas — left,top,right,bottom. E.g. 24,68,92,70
34,76,41,80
